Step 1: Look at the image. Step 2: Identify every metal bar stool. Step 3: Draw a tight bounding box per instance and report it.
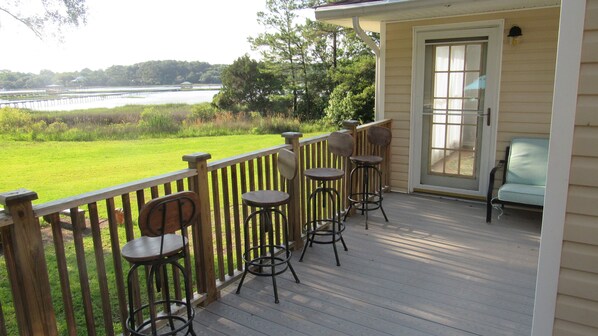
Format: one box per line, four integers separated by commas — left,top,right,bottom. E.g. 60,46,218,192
121,191,198,336
299,131,354,266
344,126,392,229
236,149,300,303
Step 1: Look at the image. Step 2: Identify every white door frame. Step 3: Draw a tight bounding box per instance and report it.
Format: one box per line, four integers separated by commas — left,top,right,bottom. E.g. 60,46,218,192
409,20,504,197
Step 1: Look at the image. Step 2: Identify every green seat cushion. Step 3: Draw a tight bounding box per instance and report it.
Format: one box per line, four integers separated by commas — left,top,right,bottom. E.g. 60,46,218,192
506,138,549,186
498,183,545,206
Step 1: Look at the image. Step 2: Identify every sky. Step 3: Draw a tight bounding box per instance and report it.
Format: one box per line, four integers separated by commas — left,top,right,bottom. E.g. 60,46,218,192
0,0,314,74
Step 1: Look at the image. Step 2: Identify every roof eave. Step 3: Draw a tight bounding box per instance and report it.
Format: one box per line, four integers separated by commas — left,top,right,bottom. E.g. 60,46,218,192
315,0,561,32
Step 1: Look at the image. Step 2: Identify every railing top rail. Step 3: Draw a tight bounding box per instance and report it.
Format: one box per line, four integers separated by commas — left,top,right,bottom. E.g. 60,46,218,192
32,168,197,218
356,119,392,131
208,144,291,171
298,130,351,147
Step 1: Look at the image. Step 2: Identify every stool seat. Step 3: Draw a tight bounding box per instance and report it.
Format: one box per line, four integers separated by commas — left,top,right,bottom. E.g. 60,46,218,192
350,155,383,165
242,190,289,208
305,167,344,181
122,234,186,263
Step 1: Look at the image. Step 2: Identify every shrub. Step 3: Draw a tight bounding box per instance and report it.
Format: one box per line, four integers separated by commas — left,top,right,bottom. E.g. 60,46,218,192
139,107,180,134
189,103,218,122
0,107,33,132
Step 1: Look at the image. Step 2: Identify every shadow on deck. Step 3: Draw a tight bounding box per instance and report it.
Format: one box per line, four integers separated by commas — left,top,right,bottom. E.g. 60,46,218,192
192,192,541,336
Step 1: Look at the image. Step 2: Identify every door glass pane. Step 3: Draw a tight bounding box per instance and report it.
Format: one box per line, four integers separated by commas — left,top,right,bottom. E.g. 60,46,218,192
435,46,450,71
431,124,446,148
430,149,445,173
464,72,482,98
466,45,481,70
449,73,464,97
460,151,475,176
450,46,465,71
434,73,448,97
444,150,458,174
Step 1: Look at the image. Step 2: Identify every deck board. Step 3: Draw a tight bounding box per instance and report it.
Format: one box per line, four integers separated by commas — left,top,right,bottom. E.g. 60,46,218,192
192,193,541,336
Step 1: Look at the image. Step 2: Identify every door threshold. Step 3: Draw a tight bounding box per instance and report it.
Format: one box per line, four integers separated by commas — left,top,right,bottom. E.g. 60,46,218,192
413,188,486,202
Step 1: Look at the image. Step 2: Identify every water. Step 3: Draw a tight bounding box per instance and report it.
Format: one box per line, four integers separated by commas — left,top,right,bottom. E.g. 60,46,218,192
1,87,220,111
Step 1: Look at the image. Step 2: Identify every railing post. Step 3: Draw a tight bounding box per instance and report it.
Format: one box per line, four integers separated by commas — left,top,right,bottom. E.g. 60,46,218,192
282,132,304,250
0,189,58,336
182,153,218,304
343,120,360,216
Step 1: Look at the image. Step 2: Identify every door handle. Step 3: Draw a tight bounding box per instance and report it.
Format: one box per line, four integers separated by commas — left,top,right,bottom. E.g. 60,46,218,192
487,108,491,126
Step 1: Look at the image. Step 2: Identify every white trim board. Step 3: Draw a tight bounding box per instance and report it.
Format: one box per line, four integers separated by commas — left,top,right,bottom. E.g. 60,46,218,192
531,2,586,335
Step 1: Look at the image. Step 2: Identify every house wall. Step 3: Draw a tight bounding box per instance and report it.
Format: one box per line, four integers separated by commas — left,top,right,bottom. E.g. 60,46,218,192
384,7,560,192
554,1,598,334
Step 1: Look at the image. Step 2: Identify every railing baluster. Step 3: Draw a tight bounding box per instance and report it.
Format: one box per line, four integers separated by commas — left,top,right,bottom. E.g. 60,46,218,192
73,205,97,336
221,167,235,277
46,212,77,336
88,202,114,335
106,198,128,334
210,170,225,282
231,164,243,271
121,194,143,328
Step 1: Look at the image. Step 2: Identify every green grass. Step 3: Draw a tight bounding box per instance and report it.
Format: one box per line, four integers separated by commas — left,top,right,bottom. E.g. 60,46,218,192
0,135,295,204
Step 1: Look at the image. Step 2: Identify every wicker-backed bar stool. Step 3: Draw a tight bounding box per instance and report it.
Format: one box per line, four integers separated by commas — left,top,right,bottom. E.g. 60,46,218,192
121,191,198,336
299,131,354,266
343,126,392,229
236,148,300,303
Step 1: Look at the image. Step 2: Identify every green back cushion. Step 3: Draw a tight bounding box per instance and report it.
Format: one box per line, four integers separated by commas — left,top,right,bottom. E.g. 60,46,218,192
506,138,549,186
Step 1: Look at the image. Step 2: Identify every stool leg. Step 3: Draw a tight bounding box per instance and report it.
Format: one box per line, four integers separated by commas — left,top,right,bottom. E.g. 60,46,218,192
161,265,175,332
236,214,253,295
375,166,389,222
126,265,138,333
329,187,341,266
364,166,370,229
281,211,300,284
343,167,358,222
147,265,159,335
266,212,280,304
299,190,318,262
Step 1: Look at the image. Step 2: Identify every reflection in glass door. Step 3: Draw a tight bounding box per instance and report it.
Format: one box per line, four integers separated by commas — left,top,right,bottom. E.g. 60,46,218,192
421,39,488,190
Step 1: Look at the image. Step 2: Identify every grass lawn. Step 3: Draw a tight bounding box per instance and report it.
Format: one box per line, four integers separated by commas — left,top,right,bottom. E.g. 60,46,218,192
0,133,321,335
0,134,298,205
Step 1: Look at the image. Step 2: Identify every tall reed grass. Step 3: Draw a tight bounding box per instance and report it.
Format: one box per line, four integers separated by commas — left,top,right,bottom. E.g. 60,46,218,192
0,103,333,141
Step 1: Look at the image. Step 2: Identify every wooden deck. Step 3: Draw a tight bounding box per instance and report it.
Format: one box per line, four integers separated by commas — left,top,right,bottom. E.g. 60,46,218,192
191,192,542,336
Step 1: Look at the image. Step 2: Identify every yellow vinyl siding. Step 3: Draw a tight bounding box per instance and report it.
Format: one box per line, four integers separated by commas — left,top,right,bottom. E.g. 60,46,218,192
384,7,559,191
555,0,598,334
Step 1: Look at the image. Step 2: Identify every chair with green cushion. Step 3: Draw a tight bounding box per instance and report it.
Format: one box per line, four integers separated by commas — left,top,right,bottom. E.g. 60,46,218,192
486,138,549,223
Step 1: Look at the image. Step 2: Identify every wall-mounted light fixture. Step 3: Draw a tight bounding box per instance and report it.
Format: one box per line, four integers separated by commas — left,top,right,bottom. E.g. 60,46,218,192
508,25,523,46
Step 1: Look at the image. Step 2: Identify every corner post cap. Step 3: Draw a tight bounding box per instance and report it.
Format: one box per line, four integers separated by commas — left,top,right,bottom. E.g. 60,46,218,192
182,152,212,163
281,132,303,139
342,120,360,129
0,189,38,206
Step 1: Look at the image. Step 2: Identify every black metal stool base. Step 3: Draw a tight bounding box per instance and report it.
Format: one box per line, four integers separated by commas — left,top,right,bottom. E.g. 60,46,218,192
126,260,196,336
344,163,389,229
299,218,348,266
236,207,300,304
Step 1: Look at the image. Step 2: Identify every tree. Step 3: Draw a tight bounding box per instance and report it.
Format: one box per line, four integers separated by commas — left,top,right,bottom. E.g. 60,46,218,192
325,56,376,125
250,0,303,117
213,55,286,114
0,0,88,40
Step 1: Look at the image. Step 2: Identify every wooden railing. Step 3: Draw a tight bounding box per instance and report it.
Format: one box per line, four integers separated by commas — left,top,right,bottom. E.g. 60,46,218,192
0,119,391,335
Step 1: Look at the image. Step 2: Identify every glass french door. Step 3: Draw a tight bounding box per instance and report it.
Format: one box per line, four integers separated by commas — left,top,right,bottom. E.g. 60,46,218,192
420,38,490,191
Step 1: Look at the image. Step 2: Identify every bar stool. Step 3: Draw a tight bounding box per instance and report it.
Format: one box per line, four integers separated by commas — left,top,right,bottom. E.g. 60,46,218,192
299,131,354,266
121,191,198,336
344,126,392,229
236,149,300,303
